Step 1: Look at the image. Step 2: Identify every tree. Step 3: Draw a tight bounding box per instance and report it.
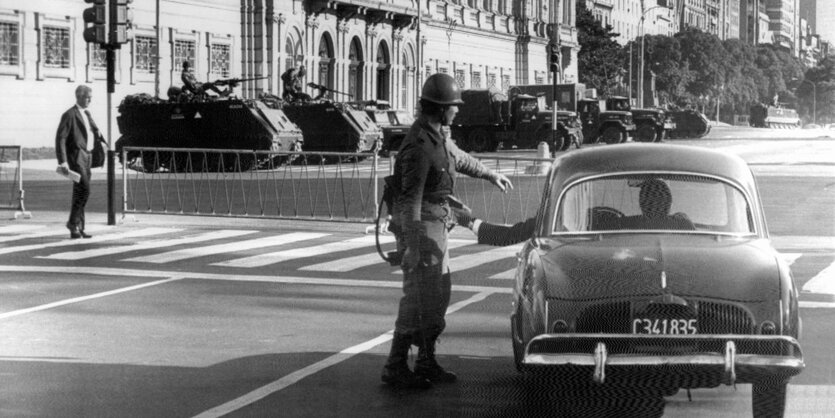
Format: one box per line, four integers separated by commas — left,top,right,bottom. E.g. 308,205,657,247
633,34,693,106
798,56,835,124
576,0,625,97
675,28,728,111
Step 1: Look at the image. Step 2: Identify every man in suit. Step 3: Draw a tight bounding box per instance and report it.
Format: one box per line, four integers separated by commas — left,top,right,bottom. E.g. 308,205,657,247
56,85,106,239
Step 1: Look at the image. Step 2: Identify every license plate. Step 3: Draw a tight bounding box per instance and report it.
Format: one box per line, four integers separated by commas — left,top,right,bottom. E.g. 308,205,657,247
632,318,697,334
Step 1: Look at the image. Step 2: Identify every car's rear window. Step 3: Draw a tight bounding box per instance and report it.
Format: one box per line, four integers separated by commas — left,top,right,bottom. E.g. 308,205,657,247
554,174,755,235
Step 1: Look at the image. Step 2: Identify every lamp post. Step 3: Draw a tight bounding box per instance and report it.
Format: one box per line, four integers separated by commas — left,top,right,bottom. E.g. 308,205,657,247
799,79,817,125
638,1,673,108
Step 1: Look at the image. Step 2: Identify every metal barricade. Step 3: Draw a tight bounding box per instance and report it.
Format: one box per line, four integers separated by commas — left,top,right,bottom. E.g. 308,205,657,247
0,145,32,219
121,147,551,225
122,147,380,222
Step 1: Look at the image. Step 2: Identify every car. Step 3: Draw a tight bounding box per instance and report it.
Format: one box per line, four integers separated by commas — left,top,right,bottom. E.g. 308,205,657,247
511,143,803,417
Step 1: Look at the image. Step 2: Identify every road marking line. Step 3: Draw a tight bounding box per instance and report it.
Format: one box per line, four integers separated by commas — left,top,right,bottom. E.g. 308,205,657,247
780,253,802,265
0,265,512,295
213,235,392,268
0,224,46,234
0,276,183,320
38,230,256,260
0,224,109,243
122,232,330,263
447,244,523,271
801,259,835,295
192,291,494,418
299,246,395,272
0,227,178,255
489,268,516,280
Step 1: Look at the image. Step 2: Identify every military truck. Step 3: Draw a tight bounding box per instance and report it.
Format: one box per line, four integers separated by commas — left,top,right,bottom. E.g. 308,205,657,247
512,83,636,145
449,87,583,153
605,96,675,142
667,109,711,139
749,103,801,129
347,100,413,156
116,93,303,172
280,101,382,154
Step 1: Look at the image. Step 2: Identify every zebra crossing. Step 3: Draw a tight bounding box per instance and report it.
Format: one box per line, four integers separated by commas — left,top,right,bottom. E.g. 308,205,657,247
0,224,518,279
0,224,830,288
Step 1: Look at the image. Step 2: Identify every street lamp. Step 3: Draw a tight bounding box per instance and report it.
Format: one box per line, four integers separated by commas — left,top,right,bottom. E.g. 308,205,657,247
638,0,673,108
799,79,817,125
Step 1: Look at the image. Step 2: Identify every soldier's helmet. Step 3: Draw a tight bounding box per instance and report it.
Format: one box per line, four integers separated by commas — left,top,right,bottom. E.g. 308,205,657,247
420,73,464,105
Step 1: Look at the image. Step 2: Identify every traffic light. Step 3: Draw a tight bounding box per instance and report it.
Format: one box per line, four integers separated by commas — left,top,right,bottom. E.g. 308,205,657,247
109,0,133,45
549,45,560,73
83,0,107,44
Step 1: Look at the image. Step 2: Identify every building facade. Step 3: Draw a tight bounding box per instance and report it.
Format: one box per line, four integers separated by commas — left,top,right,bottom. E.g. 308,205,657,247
0,0,579,148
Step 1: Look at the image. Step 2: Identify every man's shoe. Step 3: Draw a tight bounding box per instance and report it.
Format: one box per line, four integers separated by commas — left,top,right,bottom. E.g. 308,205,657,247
67,224,81,239
381,363,432,389
78,230,92,239
414,360,457,383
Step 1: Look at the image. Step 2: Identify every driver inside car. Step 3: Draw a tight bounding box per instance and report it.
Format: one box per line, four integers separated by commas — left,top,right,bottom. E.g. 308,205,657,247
620,178,695,231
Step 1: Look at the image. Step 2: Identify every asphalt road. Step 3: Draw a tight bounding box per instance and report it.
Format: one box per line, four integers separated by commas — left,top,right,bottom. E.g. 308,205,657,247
0,131,833,417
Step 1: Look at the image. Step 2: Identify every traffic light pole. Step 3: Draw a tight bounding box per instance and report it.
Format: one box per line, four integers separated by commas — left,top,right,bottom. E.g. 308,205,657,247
106,45,117,225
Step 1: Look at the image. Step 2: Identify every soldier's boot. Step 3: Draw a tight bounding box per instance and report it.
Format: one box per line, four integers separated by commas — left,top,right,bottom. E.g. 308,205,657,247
414,334,457,383
381,333,432,389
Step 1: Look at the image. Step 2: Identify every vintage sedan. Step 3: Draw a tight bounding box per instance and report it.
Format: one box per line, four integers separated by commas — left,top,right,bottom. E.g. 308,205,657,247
511,143,803,416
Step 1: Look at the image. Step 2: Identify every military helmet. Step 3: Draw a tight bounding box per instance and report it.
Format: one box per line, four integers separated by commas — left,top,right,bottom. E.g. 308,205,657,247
420,73,464,105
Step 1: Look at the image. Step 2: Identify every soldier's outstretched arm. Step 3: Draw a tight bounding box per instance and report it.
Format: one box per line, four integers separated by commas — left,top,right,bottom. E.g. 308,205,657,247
447,138,513,192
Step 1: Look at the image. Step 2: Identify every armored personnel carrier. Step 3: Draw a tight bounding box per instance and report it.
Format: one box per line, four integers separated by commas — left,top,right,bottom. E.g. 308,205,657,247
347,100,412,156
116,93,303,172
667,109,711,139
281,101,383,154
749,103,801,129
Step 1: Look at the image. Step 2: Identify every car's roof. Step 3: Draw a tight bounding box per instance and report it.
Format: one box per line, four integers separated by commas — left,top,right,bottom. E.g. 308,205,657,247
550,143,755,191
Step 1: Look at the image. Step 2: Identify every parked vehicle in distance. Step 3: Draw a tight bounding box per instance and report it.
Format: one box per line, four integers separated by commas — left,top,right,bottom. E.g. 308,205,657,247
667,109,711,139
605,96,675,142
116,93,303,173
515,83,635,145
348,100,412,156
512,144,803,417
449,87,583,153
749,103,801,129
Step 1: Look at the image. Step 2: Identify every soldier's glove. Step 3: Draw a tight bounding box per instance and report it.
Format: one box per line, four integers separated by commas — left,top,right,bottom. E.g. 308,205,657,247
400,221,424,273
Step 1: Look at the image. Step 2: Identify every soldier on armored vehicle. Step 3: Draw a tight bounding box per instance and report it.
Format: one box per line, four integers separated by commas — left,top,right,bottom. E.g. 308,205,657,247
181,61,234,98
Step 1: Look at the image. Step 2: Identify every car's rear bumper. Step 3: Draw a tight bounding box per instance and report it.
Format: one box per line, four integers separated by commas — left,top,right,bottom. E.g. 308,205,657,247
523,334,803,385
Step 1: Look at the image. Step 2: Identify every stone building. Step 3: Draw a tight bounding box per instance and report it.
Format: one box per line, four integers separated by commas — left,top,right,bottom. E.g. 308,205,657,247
0,0,579,148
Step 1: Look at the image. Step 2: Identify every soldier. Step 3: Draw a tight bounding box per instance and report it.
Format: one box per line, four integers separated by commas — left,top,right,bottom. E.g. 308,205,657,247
181,61,228,97
381,73,513,389
281,65,312,102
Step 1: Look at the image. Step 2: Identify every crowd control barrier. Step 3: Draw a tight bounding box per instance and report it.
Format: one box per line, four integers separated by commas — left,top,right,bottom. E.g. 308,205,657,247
0,146,32,219
122,147,551,225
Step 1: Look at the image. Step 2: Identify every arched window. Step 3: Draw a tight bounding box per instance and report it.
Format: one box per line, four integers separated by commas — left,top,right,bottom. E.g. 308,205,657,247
348,37,364,101
376,40,390,101
401,47,415,110
285,31,303,71
318,33,334,95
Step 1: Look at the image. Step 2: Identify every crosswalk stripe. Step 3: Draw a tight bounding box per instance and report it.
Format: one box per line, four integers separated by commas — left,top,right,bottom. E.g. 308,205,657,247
0,224,46,234
448,243,523,272
0,227,179,256
299,235,398,272
122,232,330,264
37,230,256,260
0,224,109,243
489,268,516,280
801,259,835,295
214,234,393,268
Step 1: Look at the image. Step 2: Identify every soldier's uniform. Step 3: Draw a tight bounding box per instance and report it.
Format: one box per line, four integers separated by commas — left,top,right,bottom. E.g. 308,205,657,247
382,73,504,389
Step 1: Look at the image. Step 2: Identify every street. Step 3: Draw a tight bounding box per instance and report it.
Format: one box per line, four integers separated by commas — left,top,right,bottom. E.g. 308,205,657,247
0,133,834,417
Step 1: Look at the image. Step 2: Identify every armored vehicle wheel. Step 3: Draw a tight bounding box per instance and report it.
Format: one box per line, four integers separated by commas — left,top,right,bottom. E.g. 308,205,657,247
601,126,625,144
635,124,657,142
467,129,492,153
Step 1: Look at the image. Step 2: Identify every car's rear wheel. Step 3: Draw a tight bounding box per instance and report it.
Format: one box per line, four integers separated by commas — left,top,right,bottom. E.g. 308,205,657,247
752,377,788,417
467,129,491,153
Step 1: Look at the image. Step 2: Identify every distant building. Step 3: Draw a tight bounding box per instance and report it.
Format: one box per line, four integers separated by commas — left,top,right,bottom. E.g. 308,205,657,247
586,0,678,46
765,0,798,53
0,0,579,148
